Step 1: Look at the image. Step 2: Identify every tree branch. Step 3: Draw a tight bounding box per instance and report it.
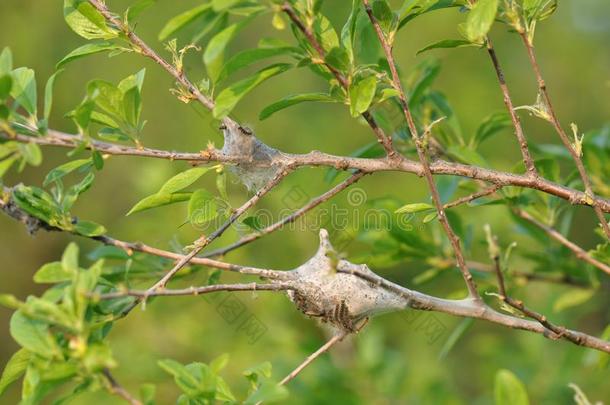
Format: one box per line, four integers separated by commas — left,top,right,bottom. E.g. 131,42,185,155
3,195,610,354
102,368,142,405
203,171,367,258
97,282,293,300
363,0,479,299
513,208,610,275
518,32,610,239
281,2,395,157
486,37,538,177
489,233,595,350
279,332,346,386
3,129,610,212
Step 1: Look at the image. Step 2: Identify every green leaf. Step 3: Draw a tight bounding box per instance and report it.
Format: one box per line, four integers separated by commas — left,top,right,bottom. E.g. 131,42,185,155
9,311,59,358
244,381,288,405
349,75,377,117
127,192,192,216
0,74,12,101
160,167,214,194
88,79,123,117
313,15,339,52
325,47,350,73
10,67,37,116
465,0,498,44
158,4,212,41
417,39,476,55
242,216,262,231
63,0,118,40
213,63,292,119
19,143,43,166
371,0,395,32
472,111,511,146
43,70,62,121
446,145,488,167
56,42,119,69
494,369,530,405
188,189,218,225
0,349,30,396
218,46,298,83
341,0,360,62
123,86,142,127
33,262,73,284
0,294,22,310
204,16,259,83
74,220,107,237
553,289,595,313
157,359,200,395
0,47,12,75
395,202,435,214
259,92,337,120
12,185,60,224
43,159,92,186
62,242,80,273
127,0,156,24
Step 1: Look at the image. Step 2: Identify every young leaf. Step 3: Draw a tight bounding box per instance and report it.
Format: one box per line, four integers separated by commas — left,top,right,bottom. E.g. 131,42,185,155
56,42,120,69
10,68,37,116
74,220,107,237
9,311,59,358
553,289,595,313
0,74,12,101
349,75,377,117
43,159,92,187
43,70,62,121
188,189,218,225
465,0,499,44
158,4,212,41
395,203,435,214
63,0,118,40
33,262,73,284
127,0,156,24
159,167,214,194
0,47,12,75
62,242,80,273
472,111,511,146
204,15,260,83
259,93,337,120
417,39,476,55
19,143,43,166
213,63,292,119
0,348,30,396
494,369,530,405
127,192,192,216
218,46,298,83
244,381,289,405
12,185,60,224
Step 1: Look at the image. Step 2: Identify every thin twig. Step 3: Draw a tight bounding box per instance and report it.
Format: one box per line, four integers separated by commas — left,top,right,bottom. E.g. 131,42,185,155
88,0,232,123
203,171,367,257
514,209,610,275
149,168,291,291
97,282,293,300
486,37,538,178
363,0,479,299
102,369,142,405
443,184,502,209
490,242,592,349
279,332,346,386
518,32,610,239
281,2,395,157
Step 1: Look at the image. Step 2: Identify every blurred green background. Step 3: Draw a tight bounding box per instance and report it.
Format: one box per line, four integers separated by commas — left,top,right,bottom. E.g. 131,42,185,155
1,0,610,403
